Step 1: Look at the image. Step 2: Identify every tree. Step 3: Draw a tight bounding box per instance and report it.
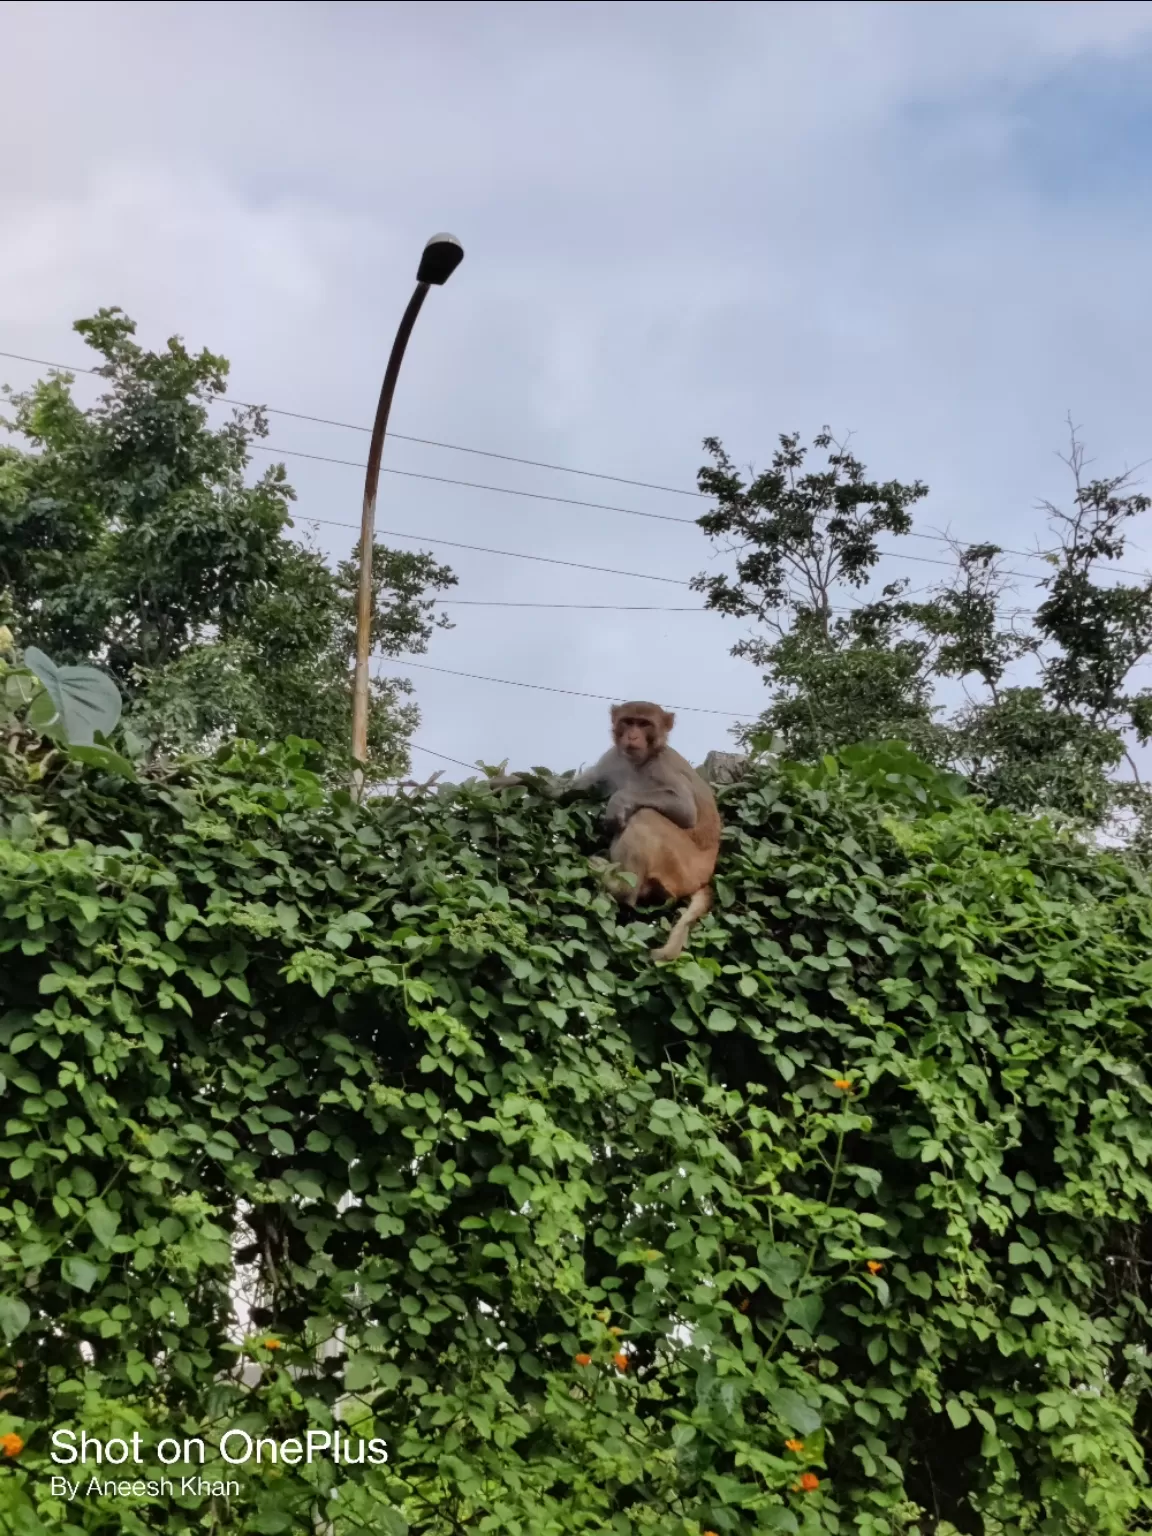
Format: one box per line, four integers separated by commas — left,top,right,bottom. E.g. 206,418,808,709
692,430,944,761
694,424,1152,838
0,308,455,781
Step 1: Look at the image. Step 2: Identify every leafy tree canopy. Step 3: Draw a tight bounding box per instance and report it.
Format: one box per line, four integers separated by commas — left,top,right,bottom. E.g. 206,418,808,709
693,426,1152,842
0,308,455,781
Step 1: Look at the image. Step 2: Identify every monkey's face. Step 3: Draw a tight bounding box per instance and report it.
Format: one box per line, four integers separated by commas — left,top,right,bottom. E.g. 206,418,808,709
615,712,662,763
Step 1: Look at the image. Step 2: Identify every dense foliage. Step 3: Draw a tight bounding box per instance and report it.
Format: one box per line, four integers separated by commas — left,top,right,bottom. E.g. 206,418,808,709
693,427,1152,840
0,309,456,782
3,658,1152,1534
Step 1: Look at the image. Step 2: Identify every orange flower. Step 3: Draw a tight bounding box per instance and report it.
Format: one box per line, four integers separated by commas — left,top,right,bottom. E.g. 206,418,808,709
833,1078,853,1091
0,1433,23,1458
866,1260,883,1275
263,1338,283,1349
784,1438,804,1453
609,1326,623,1337
574,1353,592,1367
613,1351,629,1372
799,1472,819,1492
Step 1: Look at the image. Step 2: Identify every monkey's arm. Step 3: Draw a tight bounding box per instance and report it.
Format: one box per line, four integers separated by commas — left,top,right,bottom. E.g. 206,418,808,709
486,758,612,799
563,754,617,795
605,777,697,832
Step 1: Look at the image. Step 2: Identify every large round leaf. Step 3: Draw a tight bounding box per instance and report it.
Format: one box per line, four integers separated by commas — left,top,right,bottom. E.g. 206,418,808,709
23,646,122,746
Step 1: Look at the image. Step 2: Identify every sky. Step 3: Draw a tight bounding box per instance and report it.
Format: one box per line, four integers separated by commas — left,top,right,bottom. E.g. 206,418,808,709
3,0,1152,778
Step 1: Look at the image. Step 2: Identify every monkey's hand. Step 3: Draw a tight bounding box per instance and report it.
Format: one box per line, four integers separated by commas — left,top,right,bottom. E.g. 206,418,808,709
603,790,637,833
485,773,525,790
485,769,554,794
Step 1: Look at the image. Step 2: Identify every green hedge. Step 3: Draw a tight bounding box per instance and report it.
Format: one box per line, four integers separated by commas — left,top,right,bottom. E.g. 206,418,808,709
2,739,1152,1535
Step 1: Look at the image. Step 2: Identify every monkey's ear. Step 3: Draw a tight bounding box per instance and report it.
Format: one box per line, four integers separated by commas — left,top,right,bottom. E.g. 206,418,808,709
662,710,676,733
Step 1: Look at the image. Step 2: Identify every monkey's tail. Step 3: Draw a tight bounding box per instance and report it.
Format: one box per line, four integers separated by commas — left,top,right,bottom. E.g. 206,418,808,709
650,886,714,963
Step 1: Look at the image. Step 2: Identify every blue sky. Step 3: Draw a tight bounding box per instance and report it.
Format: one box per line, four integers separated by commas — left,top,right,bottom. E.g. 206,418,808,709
3,0,1152,775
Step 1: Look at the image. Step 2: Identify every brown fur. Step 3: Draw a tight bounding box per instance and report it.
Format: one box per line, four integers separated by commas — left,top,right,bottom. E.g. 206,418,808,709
488,700,721,960
598,704,721,961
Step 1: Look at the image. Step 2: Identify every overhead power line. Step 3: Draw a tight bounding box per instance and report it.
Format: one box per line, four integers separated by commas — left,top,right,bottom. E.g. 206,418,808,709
257,447,1150,583
0,346,700,499
5,343,1145,577
0,348,1105,603
377,657,750,718
294,509,1081,590
301,517,689,585
440,600,706,611
409,742,483,772
436,597,1042,616
252,442,694,525
245,410,703,500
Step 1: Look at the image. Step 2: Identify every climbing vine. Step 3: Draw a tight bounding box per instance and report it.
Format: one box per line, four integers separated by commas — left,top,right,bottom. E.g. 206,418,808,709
2,712,1152,1534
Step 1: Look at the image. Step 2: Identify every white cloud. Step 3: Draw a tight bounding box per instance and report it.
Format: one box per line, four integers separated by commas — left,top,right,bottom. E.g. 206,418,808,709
0,167,335,316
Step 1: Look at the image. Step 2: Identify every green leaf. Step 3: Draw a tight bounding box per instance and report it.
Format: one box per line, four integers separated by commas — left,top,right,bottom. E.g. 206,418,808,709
344,1353,378,1392
5,669,38,706
0,1295,31,1342
61,1255,100,1293
68,744,138,780
783,1293,824,1336
762,1512,799,1533
23,647,123,746
946,1400,971,1429
768,1388,822,1435
866,1333,888,1365
224,975,252,1005
86,1203,120,1247
706,1007,738,1033
268,1129,295,1156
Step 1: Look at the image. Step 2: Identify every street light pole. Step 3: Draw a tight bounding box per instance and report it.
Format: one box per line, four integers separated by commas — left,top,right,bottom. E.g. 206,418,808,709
350,232,464,797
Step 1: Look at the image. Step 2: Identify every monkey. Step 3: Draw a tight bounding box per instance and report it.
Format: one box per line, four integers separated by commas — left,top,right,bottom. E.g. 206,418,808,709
488,701,720,962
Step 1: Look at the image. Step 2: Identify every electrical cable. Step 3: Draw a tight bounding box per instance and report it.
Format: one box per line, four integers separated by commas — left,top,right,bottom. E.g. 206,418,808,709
409,743,483,771
376,657,750,717
5,343,1139,576
298,518,690,585
291,509,1081,589
0,346,701,498
250,442,694,525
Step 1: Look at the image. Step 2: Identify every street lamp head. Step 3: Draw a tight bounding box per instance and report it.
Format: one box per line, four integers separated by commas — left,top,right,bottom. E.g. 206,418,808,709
417,233,464,286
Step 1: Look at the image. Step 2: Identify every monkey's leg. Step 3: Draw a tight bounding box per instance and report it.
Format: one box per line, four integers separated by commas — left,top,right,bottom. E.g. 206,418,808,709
589,856,641,903
651,886,714,963
604,828,655,906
